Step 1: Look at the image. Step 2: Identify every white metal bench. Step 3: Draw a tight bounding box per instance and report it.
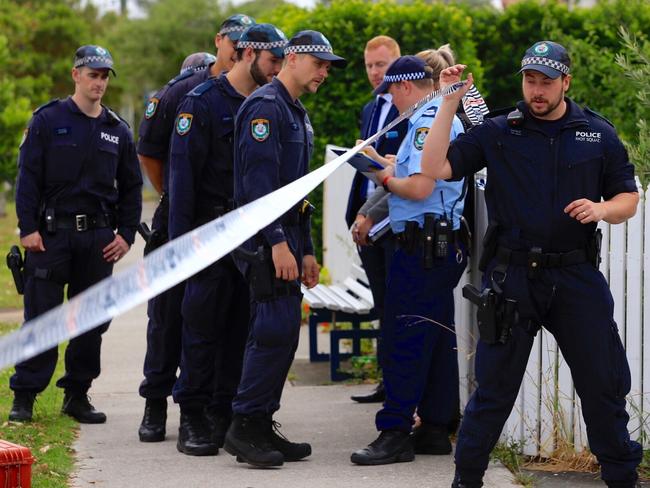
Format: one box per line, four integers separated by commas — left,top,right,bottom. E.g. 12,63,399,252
302,263,380,381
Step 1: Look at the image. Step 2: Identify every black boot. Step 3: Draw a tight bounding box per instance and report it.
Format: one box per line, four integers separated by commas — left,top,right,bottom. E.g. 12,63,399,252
351,430,414,465
205,408,231,448
138,398,167,442
266,419,311,461
223,414,284,467
9,391,36,422
451,472,484,488
351,381,385,403
411,423,452,455
177,410,219,456
62,392,106,424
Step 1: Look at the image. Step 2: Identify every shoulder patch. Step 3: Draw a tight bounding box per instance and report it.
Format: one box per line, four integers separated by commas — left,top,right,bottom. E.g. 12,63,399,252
144,97,159,119
33,98,59,115
584,107,614,128
176,113,193,136
251,118,270,142
188,79,214,97
413,127,429,150
168,70,193,86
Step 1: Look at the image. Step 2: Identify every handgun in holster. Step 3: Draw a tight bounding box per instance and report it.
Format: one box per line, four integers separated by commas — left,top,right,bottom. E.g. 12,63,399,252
138,222,168,256
462,283,517,345
478,221,499,272
586,228,603,268
6,245,25,294
234,246,275,301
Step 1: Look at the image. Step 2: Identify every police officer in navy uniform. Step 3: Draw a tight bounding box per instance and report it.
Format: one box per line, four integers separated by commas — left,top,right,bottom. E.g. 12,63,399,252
350,56,467,466
136,13,255,443
348,35,408,405
168,23,287,456
9,45,143,424
224,30,346,467
421,42,642,488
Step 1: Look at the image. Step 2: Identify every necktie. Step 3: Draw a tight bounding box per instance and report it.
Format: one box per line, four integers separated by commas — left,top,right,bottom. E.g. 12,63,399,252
368,96,386,139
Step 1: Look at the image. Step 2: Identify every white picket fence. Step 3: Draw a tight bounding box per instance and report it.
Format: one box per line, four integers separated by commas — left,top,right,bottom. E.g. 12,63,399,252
455,174,650,456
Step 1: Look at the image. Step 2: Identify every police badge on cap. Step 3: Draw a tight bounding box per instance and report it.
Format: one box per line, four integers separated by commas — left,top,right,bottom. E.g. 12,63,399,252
518,41,571,80
74,45,116,76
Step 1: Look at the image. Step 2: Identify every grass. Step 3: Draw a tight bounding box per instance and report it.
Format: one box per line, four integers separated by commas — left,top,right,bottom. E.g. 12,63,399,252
0,322,78,488
0,202,24,309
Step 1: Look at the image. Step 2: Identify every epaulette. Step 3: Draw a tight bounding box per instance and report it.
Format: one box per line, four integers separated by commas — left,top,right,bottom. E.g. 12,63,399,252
485,106,515,119
33,98,59,115
103,106,130,128
263,94,276,101
167,70,193,86
187,79,215,97
422,107,438,117
584,107,614,128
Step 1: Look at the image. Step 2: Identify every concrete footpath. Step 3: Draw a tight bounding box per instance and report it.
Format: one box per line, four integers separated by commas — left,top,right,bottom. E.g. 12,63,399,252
70,202,518,488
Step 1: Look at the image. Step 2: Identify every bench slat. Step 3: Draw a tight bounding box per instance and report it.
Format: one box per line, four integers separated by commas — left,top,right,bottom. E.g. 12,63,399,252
329,285,371,314
343,277,374,307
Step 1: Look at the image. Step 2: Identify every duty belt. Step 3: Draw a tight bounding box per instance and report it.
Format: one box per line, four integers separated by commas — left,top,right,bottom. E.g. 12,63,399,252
496,246,588,280
54,213,114,232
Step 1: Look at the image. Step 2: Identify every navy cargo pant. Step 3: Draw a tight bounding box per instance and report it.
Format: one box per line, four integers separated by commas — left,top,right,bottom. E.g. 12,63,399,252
455,261,642,485
10,228,114,394
172,255,250,415
139,200,184,400
358,235,395,367
376,244,466,432
232,228,304,416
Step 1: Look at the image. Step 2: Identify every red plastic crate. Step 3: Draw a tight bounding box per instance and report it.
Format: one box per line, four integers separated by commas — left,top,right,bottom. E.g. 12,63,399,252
0,440,34,488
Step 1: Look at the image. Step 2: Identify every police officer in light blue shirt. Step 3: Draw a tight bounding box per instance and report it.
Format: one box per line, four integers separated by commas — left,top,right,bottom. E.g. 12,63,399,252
352,55,467,466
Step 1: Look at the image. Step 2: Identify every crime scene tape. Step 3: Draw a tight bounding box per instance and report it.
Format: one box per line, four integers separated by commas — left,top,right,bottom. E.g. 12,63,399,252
0,81,466,371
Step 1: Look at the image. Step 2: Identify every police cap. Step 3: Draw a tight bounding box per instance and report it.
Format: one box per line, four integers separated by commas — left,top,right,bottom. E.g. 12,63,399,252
519,41,571,80
180,52,217,74
219,14,256,42
284,30,347,68
373,55,432,95
74,45,116,76
237,24,288,58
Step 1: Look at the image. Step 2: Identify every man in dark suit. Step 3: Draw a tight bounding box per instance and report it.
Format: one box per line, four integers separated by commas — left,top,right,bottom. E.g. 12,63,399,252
346,36,408,403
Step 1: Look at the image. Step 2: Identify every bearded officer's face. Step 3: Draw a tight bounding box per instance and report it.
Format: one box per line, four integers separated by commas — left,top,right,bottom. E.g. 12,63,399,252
250,50,283,86
522,70,571,120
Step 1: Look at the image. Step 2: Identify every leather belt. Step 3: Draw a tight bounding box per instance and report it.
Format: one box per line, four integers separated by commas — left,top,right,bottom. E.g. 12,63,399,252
55,213,114,232
496,246,587,268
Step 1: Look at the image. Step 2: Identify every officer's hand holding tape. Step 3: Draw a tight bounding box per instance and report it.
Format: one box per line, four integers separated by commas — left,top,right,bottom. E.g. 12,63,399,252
440,64,474,102
20,231,45,253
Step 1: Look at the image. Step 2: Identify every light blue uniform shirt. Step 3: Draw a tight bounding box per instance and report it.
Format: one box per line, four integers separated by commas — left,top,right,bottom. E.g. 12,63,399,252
389,97,465,232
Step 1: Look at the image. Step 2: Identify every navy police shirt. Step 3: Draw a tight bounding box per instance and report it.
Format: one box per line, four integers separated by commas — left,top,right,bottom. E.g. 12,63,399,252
233,77,315,255
447,98,637,252
168,74,245,238
16,97,143,243
137,68,213,192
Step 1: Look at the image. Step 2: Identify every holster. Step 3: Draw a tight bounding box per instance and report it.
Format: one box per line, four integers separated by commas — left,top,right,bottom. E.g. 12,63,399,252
234,246,301,302
138,222,168,256
6,245,24,295
586,228,603,268
462,283,517,345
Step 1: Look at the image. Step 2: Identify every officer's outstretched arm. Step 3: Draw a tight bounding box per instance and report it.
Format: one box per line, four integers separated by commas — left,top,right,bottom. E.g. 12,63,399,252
421,65,473,180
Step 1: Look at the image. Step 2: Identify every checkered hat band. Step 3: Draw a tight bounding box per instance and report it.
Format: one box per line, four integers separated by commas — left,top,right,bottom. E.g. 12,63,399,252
74,56,113,68
521,56,570,75
237,40,287,50
220,25,247,34
284,44,333,55
383,71,426,83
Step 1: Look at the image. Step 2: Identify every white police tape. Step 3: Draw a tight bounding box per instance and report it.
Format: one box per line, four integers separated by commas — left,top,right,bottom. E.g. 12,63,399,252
0,81,465,370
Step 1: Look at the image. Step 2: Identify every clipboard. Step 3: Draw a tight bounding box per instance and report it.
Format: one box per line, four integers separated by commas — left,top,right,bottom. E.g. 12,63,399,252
331,148,384,172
